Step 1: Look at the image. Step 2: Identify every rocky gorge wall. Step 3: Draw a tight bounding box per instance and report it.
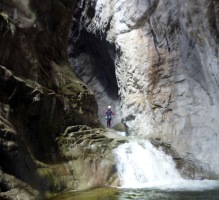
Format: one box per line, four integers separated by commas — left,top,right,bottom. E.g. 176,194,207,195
1,0,219,199
68,0,219,178
0,0,125,199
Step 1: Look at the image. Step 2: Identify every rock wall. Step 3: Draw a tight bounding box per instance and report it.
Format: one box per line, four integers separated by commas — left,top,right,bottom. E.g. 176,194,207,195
1,0,219,198
0,0,121,199
69,0,219,178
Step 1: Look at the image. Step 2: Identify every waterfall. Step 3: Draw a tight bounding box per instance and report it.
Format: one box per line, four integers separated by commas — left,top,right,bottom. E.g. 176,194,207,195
113,140,182,188
113,140,219,190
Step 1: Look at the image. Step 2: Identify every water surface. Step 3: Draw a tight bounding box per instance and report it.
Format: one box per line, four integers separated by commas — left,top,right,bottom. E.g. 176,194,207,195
50,186,219,200
50,140,219,200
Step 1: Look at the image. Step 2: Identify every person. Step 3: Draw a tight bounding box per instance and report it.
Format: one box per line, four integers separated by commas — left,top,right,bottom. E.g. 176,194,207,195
105,105,115,127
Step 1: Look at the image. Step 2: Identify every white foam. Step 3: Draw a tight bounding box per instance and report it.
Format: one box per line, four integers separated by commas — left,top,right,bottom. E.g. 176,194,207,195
116,131,126,137
113,140,219,191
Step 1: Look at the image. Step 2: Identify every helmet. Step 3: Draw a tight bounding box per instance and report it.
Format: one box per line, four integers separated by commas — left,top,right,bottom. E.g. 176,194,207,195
108,105,111,109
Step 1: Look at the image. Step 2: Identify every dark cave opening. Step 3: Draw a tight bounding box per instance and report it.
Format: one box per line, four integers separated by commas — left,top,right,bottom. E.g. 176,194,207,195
68,29,121,126
68,30,119,101
67,0,122,127
67,0,119,102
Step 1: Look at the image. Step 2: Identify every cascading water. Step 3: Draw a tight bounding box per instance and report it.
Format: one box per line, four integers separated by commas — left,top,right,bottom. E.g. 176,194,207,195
113,139,219,191
113,140,181,188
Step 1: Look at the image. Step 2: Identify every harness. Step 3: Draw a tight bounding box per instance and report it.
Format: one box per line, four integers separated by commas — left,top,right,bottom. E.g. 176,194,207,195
106,110,112,120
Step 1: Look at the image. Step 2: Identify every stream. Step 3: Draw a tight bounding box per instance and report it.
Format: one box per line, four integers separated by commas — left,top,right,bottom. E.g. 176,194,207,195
49,187,219,200
49,139,219,200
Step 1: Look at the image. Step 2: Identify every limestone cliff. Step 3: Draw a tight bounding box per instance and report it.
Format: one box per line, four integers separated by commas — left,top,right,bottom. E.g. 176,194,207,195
69,0,219,178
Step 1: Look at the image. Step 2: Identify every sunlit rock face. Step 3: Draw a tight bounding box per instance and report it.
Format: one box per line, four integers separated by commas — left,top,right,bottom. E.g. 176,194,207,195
69,0,219,177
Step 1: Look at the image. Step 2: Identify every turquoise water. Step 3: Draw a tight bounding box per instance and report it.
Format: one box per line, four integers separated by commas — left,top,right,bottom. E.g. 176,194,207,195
49,186,219,200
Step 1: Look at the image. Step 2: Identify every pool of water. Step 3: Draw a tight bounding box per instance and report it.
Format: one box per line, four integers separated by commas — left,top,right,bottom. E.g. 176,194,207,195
49,140,219,200
49,186,219,200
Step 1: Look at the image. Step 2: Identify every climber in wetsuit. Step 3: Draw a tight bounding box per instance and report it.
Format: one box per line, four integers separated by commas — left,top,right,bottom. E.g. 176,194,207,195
105,106,115,127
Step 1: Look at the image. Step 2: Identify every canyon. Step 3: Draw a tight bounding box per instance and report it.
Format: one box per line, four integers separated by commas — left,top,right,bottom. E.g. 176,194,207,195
0,0,219,199
69,0,219,178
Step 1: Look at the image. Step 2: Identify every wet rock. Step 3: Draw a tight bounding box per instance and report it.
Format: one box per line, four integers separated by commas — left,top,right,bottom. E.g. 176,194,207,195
112,123,128,133
0,0,104,198
150,138,209,180
0,170,39,200
37,126,127,192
